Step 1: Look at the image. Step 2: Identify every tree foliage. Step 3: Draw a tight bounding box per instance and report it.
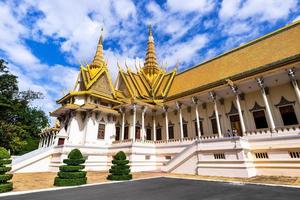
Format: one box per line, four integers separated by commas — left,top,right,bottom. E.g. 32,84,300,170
54,149,87,186
0,59,49,155
107,151,132,181
0,147,13,193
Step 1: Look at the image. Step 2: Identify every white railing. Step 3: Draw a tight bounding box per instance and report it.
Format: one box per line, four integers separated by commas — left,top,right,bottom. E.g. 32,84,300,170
12,146,53,165
163,140,198,172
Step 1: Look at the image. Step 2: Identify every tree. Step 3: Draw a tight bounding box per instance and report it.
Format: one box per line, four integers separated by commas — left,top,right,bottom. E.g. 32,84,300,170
107,151,132,180
0,59,49,155
54,149,87,186
0,147,13,193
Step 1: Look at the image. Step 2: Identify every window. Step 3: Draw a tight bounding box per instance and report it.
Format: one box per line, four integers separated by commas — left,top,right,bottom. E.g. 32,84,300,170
279,105,298,126
115,126,120,141
211,118,218,134
253,110,268,129
168,126,174,139
135,126,141,140
194,120,204,136
255,152,269,159
145,155,151,160
156,128,162,140
289,151,300,158
146,128,151,140
58,138,65,145
97,124,105,139
183,123,188,138
214,153,225,159
124,126,129,140
165,156,172,160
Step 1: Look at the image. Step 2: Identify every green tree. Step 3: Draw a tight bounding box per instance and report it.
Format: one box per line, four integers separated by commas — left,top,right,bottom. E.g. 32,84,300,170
0,147,13,193
107,151,132,180
54,149,87,186
0,59,49,155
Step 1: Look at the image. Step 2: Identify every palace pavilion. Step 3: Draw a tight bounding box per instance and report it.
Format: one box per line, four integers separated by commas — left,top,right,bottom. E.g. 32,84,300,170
12,20,300,178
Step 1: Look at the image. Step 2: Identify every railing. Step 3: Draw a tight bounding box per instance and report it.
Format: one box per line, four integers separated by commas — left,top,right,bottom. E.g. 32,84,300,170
12,146,53,165
163,141,198,172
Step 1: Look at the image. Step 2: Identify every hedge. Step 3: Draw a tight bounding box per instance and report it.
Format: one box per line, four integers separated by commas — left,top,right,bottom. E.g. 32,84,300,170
54,177,87,186
0,147,13,193
107,151,132,181
54,149,87,187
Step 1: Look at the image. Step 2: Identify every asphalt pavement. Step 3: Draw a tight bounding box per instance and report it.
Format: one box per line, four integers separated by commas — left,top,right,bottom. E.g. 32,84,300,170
1,177,300,200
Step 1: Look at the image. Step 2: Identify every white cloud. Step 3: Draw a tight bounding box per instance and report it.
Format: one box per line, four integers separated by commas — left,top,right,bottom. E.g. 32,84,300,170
219,0,297,22
160,34,209,70
167,0,214,13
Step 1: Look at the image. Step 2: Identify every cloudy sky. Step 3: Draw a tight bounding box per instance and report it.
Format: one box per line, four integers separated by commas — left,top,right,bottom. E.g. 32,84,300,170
0,0,299,123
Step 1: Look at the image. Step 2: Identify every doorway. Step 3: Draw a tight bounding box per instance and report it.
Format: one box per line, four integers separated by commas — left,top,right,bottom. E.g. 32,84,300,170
135,126,141,139
229,114,242,136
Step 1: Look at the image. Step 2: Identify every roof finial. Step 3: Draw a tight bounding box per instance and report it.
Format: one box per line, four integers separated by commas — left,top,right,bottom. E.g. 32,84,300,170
148,24,152,37
92,27,105,66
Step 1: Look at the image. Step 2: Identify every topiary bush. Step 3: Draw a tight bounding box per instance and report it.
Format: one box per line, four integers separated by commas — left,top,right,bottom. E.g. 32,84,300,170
54,149,87,186
107,151,132,181
0,147,13,193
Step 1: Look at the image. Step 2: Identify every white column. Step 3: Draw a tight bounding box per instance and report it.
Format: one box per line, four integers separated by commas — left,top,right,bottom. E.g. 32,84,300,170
38,137,42,148
192,97,201,138
257,78,276,130
288,68,300,105
210,92,222,137
153,110,156,141
141,106,147,141
120,108,125,140
132,104,136,142
164,106,169,141
43,136,47,147
177,102,184,139
229,84,246,134
49,135,54,146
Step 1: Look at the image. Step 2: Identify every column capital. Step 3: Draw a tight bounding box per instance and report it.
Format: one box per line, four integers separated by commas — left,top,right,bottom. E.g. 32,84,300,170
119,107,125,113
176,101,182,110
163,105,169,112
209,91,216,101
256,77,264,89
141,106,147,113
131,103,137,110
192,96,199,104
288,68,296,80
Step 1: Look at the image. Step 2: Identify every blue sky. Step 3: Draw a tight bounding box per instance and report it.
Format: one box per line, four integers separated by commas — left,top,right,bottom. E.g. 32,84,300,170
0,0,300,123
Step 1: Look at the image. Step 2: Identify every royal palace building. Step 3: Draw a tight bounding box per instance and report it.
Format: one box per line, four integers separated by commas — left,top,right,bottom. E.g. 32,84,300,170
12,20,300,178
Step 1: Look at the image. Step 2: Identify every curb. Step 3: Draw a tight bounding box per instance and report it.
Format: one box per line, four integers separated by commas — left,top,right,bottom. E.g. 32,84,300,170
0,176,163,197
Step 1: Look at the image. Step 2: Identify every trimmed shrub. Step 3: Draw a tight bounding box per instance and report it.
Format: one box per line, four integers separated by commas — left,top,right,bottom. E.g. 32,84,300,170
54,149,87,186
107,151,132,181
0,147,13,193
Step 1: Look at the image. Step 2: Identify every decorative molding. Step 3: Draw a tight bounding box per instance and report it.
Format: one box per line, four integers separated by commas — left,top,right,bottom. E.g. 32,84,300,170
219,98,224,105
239,93,245,100
226,102,239,116
187,106,191,113
249,101,265,112
168,120,174,126
275,96,295,107
81,111,86,121
209,111,221,119
193,117,204,122
135,120,141,127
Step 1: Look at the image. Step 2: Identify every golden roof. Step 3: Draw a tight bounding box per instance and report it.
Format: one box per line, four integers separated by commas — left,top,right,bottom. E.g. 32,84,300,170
117,25,176,104
167,20,300,100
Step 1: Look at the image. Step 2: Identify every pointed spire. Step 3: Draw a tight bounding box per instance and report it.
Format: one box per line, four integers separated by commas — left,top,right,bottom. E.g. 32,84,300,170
91,28,105,66
143,24,160,78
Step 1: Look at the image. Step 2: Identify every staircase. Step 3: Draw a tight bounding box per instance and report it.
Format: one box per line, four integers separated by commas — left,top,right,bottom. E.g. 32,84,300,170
12,146,55,173
162,141,198,173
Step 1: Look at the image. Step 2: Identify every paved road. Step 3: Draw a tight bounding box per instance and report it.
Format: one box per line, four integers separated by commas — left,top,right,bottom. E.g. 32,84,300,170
1,177,300,200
